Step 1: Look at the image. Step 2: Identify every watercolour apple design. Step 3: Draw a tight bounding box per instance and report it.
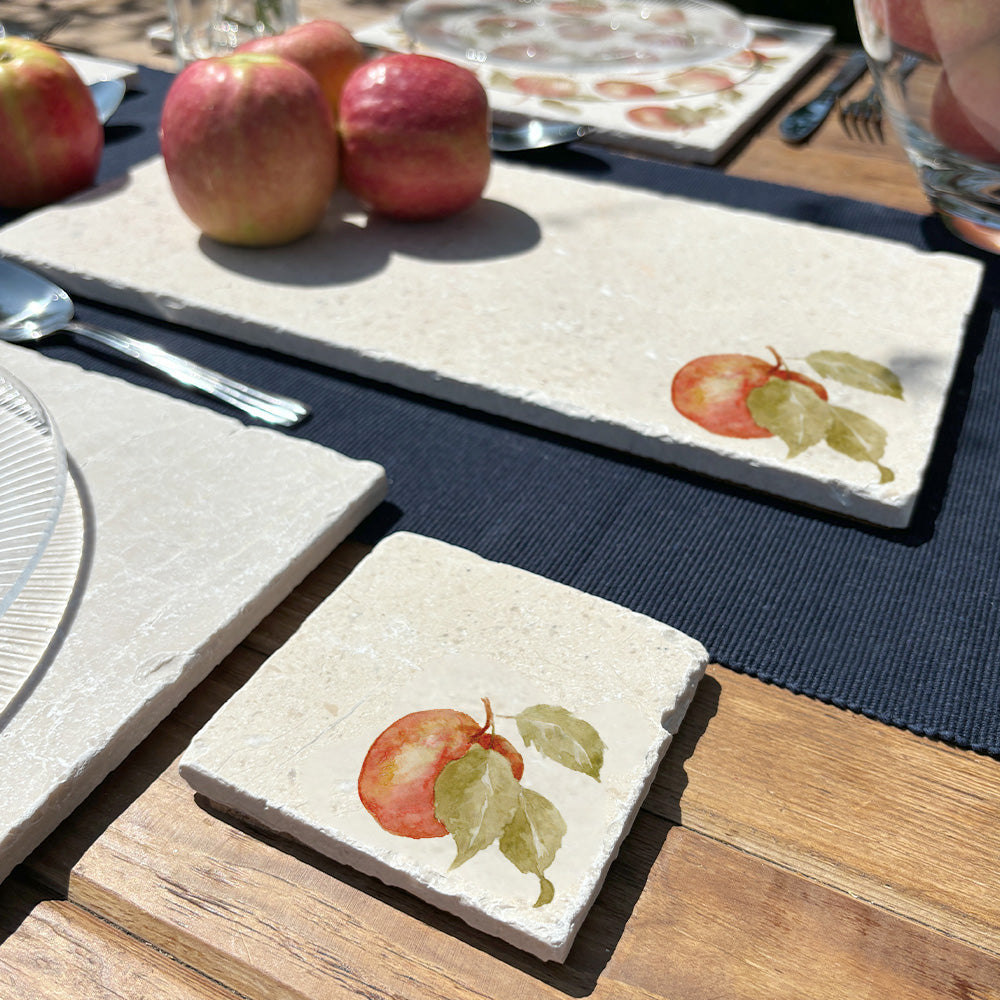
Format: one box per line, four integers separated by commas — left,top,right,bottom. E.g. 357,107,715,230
672,348,904,483
358,698,605,907
358,700,525,839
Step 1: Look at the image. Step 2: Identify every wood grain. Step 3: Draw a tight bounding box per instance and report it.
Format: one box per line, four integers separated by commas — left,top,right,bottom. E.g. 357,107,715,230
15,539,1000,999
648,666,1000,958
0,876,240,999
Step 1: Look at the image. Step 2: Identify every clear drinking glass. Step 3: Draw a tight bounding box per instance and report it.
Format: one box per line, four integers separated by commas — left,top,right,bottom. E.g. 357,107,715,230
854,0,1000,252
166,0,299,65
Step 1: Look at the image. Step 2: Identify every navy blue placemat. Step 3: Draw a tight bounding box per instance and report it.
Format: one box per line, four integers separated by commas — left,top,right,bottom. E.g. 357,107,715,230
5,67,1000,756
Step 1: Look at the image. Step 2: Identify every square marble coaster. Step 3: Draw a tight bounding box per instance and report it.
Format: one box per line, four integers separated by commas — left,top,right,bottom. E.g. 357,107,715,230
0,158,982,526
180,531,708,962
0,343,387,884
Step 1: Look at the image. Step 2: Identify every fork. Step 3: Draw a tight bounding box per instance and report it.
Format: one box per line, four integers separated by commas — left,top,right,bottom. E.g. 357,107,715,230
839,81,884,141
839,54,919,143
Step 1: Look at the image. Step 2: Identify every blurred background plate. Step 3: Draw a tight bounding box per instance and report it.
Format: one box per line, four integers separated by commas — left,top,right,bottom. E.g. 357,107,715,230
400,0,753,73
0,365,67,622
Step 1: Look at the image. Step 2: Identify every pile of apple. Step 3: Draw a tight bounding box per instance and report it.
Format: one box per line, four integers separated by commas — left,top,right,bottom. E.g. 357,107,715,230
865,0,1000,164
159,20,493,247
0,36,104,210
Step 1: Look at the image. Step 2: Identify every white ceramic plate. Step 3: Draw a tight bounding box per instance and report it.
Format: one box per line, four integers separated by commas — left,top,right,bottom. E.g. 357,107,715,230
0,366,67,622
400,0,752,73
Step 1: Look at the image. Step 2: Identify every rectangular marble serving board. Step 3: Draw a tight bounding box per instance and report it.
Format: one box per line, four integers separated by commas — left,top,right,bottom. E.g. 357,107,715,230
0,157,983,527
180,531,709,962
0,343,386,884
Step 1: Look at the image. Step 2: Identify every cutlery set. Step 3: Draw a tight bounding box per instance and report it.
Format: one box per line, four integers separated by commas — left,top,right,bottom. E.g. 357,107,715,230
779,49,874,144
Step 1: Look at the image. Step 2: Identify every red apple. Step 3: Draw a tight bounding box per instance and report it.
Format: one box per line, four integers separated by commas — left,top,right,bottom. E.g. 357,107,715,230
672,352,828,439
236,18,365,115
930,41,1000,164
867,0,1000,61
358,702,525,839
0,36,103,209
867,0,940,59
160,52,338,247
338,53,491,222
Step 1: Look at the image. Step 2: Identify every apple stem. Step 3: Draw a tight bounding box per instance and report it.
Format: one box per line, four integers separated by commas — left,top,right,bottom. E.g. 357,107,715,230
477,697,496,747
766,345,788,375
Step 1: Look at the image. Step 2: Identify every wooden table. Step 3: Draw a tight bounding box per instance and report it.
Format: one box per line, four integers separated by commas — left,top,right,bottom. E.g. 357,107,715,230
2,5,998,998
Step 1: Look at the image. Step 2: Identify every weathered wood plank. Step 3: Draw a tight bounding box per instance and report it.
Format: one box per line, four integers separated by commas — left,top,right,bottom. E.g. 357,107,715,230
0,876,240,999
648,665,1000,958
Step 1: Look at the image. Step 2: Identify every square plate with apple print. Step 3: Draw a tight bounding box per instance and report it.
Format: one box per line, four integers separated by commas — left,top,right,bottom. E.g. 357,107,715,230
357,13,834,164
179,532,708,962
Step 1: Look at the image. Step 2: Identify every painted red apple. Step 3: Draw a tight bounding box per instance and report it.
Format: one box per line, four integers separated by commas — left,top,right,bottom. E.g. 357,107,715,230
160,52,338,247
594,79,657,99
512,74,579,98
930,39,1000,163
236,18,365,115
0,36,103,209
672,351,828,439
338,54,491,222
358,700,525,838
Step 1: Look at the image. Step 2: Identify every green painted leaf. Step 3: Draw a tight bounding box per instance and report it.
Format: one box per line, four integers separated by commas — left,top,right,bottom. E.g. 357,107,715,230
746,378,833,458
825,406,895,483
499,787,567,907
806,351,904,400
516,705,606,781
488,70,517,90
500,786,566,878
434,745,521,869
534,877,556,907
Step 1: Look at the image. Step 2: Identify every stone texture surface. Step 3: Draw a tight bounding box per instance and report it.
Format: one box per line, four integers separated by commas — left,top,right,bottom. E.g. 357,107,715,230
180,531,708,962
0,343,386,884
0,157,983,527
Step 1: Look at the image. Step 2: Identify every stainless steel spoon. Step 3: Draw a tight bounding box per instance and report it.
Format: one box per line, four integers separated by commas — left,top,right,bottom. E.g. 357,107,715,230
490,119,595,153
90,78,126,124
0,258,310,426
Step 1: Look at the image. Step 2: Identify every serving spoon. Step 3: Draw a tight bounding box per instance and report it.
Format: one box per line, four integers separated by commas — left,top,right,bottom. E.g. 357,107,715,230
0,258,310,427
89,78,127,124
490,119,595,152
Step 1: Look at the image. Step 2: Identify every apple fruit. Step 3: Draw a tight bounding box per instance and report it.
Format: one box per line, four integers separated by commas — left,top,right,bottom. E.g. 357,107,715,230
0,36,103,209
867,0,940,59
338,53,491,222
672,352,828,439
160,51,338,247
358,700,524,839
236,18,365,116
930,41,1000,164
866,0,1000,61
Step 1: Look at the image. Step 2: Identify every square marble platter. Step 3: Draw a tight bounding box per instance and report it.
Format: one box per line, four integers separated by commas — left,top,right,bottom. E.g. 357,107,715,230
357,15,834,165
180,531,709,962
0,158,984,527
0,343,387,884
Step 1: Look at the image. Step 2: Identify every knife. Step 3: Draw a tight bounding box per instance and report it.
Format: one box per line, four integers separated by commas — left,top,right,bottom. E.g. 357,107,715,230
778,50,870,144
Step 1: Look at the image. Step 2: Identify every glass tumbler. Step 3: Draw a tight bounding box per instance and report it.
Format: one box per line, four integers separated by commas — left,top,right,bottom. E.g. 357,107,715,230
854,0,1000,252
166,0,299,65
